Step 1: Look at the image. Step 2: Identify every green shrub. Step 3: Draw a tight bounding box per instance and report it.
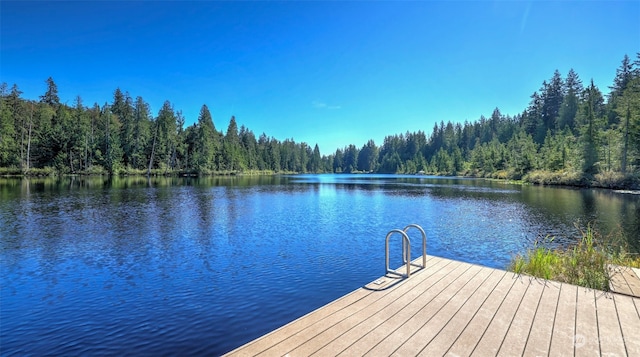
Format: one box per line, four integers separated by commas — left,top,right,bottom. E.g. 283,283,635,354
593,171,640,189
79,165,107,175
523,170,585,186
0,167,22,176
25,166,57,176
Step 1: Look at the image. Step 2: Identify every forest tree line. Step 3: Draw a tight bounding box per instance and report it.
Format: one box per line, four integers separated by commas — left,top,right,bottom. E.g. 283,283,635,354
1,53,639,187
0,81,323,175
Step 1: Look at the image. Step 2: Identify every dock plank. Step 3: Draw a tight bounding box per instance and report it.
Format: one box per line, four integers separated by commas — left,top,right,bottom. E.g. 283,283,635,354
364,264,481,356
522,280,561,357
319,260,468,356
609,264,640,297
614,294,640,356
468,274,530,356
391,264,489,356
224,255,640,357
574,288,599,356
496,277,546,357
417,268,506,356
444,270,517,356
596,293,626,357
327,262,469,356
623,266,640,296
548,283,578,356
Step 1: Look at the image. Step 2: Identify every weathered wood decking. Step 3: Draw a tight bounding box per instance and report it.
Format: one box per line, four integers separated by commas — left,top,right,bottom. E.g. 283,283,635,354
609,264,640,297
225,255,640,356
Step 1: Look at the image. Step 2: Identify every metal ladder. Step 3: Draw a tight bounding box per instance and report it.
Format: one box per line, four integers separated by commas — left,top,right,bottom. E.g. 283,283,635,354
385,224,427,278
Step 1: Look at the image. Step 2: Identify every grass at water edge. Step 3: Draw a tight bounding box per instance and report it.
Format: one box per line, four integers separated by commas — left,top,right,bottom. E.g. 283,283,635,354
509,224,640,291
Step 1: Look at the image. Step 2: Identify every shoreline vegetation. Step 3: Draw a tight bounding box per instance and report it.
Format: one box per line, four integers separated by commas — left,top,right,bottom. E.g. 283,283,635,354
2,167,638,191
509,224,640,291
0,167,640,192
1,54,639,190
0,166,286,177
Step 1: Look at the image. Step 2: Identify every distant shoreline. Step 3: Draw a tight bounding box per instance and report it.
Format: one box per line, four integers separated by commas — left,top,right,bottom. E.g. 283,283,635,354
3,169,639,191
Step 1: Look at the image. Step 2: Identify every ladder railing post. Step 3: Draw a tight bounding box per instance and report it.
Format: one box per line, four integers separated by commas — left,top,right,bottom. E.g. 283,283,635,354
384,224,426,279
385,229,411,278
403,224,427,268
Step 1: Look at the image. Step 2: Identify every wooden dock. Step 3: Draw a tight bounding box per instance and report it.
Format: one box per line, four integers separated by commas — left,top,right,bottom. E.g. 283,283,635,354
225,255,640,356
609,264,640,297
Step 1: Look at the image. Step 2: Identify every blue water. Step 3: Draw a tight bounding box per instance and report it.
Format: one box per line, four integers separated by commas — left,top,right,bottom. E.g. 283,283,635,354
1,174,638,355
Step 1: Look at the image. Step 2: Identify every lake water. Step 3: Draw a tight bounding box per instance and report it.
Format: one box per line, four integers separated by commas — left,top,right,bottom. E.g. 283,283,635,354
1,174,638,355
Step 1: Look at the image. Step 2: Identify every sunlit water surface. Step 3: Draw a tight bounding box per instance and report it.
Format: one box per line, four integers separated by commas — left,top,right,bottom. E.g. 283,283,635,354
1,175,638,355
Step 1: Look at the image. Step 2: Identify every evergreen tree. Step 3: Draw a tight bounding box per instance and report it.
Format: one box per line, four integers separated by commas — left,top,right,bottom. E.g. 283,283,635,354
633,52,640,78
541,70,564,131
112,89,135,168
87,103,101,171
558,69,583,131
522,92,544,143
333,148,344,173
426,122,442,157
99,103,123,174
611,54,634,98
223,116,242,171
507,131,538,178
240,125,258,170
615,77,640,173
195,104,218,172
357,140,378,172
299,142,311,173
309,144,322,173
280,139,299,172
269,137,281,172
0,84,17,167
132,97,152,169
460,121,475,153
34,92,57,168
342,144,358,173
40,77,60,107
155,101,178,172
173,110,186,170
22,102,37,172
72,96,90,172
405,131,425,160
5,84,27,168
608,54,635,126
432,148,453,174
257,133,271,170
578,80,605,175
379,152,402,173
321,153,334,173
451,146,464,174
64,96,89,172
540,130,567,171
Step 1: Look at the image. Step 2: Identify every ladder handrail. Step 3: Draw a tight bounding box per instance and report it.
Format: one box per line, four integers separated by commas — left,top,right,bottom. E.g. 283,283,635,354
385,229,411,278
403,224,427,269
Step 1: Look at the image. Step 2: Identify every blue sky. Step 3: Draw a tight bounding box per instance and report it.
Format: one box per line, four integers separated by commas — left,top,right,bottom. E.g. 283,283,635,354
1,1,639,155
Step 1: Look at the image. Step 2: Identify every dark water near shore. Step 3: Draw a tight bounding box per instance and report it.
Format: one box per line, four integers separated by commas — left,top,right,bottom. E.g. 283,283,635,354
1,174,638,355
